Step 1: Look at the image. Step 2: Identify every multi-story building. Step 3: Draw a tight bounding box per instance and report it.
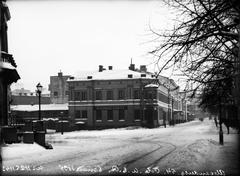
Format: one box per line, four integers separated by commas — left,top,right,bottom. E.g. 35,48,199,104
0,1,20,126
49,71,70,104
67,65,184,129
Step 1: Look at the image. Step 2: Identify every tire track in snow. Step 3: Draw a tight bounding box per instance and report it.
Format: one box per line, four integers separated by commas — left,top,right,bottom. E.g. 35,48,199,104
99,139,177,175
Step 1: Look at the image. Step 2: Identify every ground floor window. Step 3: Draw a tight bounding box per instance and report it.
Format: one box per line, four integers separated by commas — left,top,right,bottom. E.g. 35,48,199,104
75,110,87,119
107,110,113,121
75,110,81,118
82,110,88,119
134,109,141,120
119,109,125,121
96,110,102,121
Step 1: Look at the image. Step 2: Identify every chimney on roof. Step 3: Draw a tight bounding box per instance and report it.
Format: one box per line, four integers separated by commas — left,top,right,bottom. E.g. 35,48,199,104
99,65,104,72
128,74,133,78
87,76,92,79
108,66,113,70
140,65,147,72
58,71,63,77
129,58,135,71
129,64,135,71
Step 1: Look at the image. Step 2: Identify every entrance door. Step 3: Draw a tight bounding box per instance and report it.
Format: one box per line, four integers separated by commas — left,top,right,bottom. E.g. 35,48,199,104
145,108,154,128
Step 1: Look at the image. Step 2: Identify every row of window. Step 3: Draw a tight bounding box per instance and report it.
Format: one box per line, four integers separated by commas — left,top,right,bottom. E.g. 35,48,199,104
71,80,140,87
71,89,181,107
157,92,180,106
71,89,141,101
75,109,141,121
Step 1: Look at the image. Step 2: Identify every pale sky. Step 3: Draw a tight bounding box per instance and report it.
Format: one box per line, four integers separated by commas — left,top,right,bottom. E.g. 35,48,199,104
7,0,179,92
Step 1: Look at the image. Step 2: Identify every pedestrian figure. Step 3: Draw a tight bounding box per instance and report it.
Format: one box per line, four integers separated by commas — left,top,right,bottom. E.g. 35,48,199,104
222,118,230,134
214,117,218,128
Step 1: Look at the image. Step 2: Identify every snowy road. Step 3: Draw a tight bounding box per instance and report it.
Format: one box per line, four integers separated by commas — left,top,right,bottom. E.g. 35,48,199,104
2,119,239,175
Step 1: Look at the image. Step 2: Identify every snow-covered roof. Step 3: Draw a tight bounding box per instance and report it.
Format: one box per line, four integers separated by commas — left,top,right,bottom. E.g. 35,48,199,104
145,84,159,88
42,118,59,121
69,69,155,81
1,62,16,70
11,104,68,112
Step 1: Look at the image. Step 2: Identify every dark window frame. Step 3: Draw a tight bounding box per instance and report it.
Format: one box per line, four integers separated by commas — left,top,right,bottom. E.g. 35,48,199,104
107,110,113,121
54,91,58,97
107,90,113,100
134,90,140,99
119,109,125,121
74,91,81,100
118,89,125,100
81,91,87,100
134,109,141,120
96,90,102,100
81,110,88,119
96,110,102,121
75,110,81,118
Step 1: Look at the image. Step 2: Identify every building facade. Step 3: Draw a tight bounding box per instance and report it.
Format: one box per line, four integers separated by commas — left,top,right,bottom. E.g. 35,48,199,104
10,88,50,105
68,65,185,129
49,71,70,104
0,1,20,126
11,104,68,124
11,95,51,105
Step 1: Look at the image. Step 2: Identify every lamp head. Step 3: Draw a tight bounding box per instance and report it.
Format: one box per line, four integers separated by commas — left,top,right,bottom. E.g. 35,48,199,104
36,82,43,92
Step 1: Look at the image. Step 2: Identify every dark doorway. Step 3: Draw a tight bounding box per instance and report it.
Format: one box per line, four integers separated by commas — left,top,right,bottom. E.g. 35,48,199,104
145,108,154,128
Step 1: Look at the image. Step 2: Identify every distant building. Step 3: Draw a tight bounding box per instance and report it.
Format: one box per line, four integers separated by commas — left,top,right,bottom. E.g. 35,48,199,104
10,88,50,105
11,104,68,123
0,1,20,126
49,71,70,104
67,65,184,129
11,88,31,96
11,95,51,105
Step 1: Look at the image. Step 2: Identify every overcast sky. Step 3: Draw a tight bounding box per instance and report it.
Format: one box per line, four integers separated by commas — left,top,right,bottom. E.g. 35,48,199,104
7,0,178,92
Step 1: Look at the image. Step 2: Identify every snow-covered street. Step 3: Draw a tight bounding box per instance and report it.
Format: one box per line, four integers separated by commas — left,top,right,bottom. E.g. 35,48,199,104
2,119,239,175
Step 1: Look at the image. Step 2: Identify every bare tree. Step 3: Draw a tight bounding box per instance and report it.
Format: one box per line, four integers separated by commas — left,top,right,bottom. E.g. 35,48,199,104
150,0,239,90
149,0,240,142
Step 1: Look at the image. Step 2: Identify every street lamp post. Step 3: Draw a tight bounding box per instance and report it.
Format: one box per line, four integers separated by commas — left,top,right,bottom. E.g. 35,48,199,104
36,83,43,121
60,111,64,135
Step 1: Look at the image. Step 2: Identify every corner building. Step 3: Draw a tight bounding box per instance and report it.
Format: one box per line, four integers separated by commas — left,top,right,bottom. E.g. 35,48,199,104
68,67,182,129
